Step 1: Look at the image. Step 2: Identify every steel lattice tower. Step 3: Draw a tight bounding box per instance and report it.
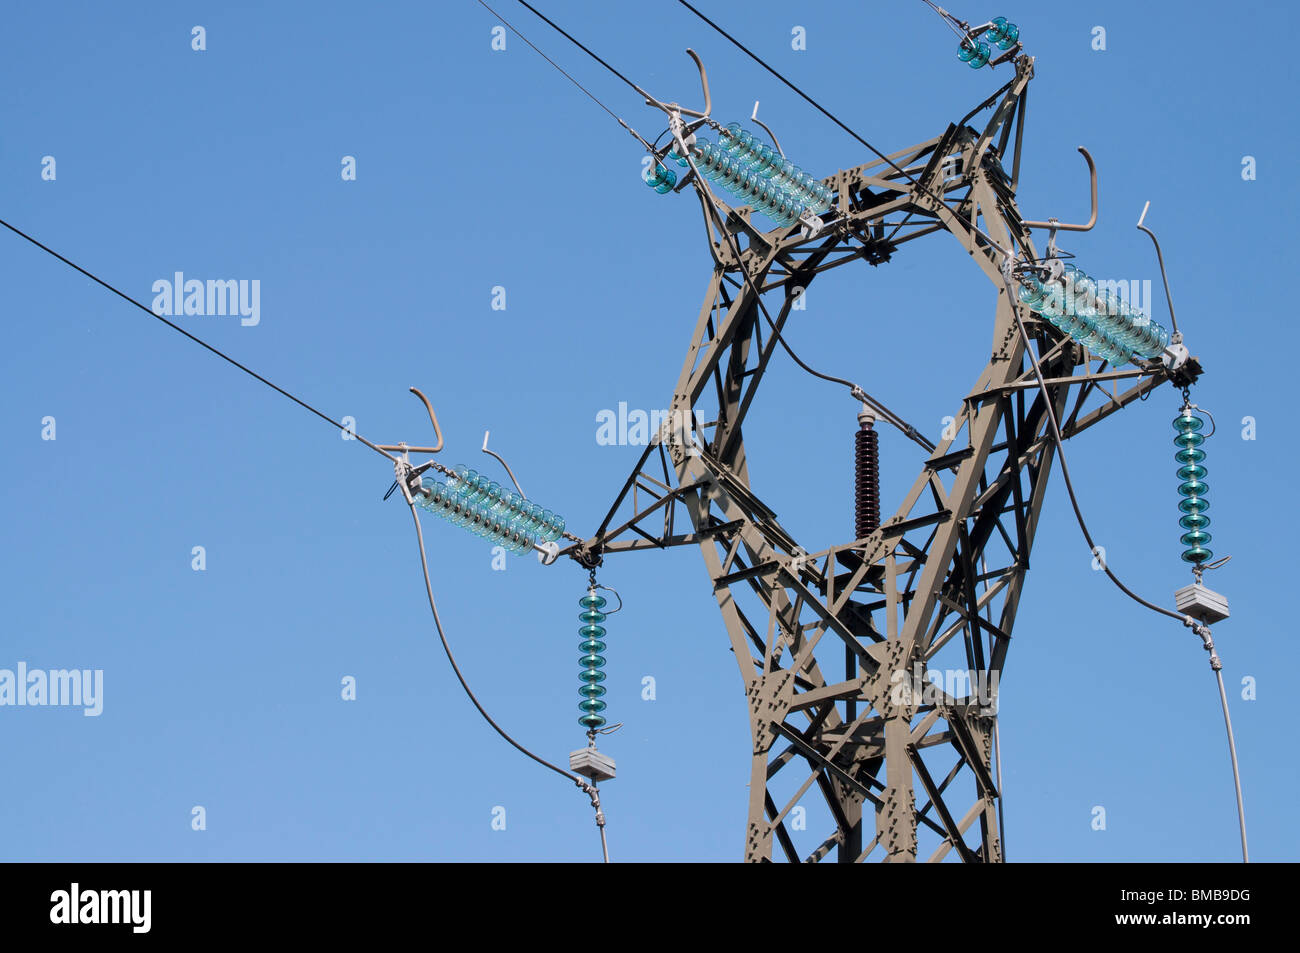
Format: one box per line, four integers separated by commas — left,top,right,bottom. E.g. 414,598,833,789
565,57,1199,862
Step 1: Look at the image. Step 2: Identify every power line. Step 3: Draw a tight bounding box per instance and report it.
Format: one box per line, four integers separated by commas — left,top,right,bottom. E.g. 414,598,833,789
673,0,916,183
0,216,398,464
510,0,648,101
476,0,654,151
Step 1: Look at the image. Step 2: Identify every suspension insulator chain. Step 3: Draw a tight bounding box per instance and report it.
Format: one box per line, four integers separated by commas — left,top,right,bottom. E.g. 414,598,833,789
1174,400,1212,566
577,585,609,730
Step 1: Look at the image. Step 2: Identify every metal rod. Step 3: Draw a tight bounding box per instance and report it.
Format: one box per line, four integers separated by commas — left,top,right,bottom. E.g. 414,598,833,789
481,430,527,498
1135,201,1182,336
1022,148,1097,231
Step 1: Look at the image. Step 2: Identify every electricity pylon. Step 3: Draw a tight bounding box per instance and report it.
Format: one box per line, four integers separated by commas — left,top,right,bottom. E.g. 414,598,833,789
565,56,1199,862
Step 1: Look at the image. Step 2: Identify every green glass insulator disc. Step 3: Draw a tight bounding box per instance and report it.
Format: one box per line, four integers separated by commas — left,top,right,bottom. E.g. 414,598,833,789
579,668,606,684
578,699,607,714
578,684,607,699
578,593,607,610
579,653,606,669
1176,464,1208,482
1178,496,1209,515
578,609,607,625
1178,512,1211,531
579,714,607,729
1172,413,1204,433
578,639,606,655
1178,480,1209,498
1173,431,1204,450
1180,529,1212,548
1181,545,1213,564
1175,447,1206,466
578,624,606,640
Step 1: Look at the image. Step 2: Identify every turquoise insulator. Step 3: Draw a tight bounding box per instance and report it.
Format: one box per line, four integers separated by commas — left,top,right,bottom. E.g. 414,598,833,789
705,128,828,223
416,476,539,554
959,39,991,68
645,161,678,193
1015,267,1169,367
989,17,1019,49
577,589,609,729
1174,410,1212,565
437,467,566,549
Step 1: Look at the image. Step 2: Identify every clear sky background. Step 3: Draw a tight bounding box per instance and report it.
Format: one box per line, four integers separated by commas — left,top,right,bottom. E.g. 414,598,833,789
1,0,1294,862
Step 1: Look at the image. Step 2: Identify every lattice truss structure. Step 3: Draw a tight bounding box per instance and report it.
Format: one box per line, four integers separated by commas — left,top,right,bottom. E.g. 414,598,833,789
564,57,1200,863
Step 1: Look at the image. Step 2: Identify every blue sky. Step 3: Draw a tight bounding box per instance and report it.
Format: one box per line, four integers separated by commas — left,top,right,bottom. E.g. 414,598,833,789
1,0,1294,862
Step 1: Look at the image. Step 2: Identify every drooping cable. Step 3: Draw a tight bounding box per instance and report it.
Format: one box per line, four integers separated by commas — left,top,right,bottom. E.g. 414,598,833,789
1003,275,1249,863
0,216,398,464
401,482,612,861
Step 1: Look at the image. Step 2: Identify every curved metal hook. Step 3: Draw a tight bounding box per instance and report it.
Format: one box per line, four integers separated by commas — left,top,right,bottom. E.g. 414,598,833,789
378,386,443,455
684,48,712,118
408,387,444,451
1022,147,1097,232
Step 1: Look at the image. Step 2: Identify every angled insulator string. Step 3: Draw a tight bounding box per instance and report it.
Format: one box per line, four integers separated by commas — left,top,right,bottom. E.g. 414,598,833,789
1015,264,1170,368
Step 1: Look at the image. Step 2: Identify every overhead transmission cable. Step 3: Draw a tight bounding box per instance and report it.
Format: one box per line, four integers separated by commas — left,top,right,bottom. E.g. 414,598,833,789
0,213,613,861
672,1,916,183
475,0,654,152
0,217,397,464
